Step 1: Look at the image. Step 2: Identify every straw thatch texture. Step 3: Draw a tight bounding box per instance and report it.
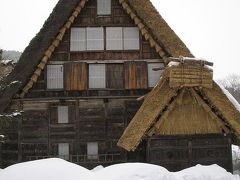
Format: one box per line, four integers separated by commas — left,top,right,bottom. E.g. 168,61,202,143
149,88,228,136
117,77,179,151
128,0,193,57
202,82,240,142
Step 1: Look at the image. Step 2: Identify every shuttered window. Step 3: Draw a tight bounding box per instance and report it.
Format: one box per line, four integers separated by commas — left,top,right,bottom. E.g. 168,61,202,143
64,62,88,91
87,27,104,51
97,0,111,15
87,142,98,160
70,28,86,51
124,61,148,89
106,27,123,50
123,27,140,50
106,64,124,89
47,65,64,89
89,64,106,89
58,143,69,160
58,106,69,123
148,63,163,87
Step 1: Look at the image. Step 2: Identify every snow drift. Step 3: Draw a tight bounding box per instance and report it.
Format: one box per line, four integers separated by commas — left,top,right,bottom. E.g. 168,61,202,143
0,158,239,180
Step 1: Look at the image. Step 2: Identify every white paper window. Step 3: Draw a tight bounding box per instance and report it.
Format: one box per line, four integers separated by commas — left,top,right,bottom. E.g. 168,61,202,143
70,28,86,51
106,27,123,50
58,143,69,160
47,65,64,89
58,106,69,123
87,27,104,50
89,64,106,89
148,63,163,87
97,0,111,15
123,27,140,50
87,142,98,160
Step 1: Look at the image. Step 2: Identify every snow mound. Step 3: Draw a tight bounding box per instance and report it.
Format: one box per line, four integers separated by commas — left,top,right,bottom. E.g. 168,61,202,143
0,158,91,180
0,158,239,180
94,163,175,180
176,164,239,180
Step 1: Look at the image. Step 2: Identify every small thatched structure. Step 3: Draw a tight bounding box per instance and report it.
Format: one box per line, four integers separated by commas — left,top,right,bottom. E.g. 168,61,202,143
118,58,240,152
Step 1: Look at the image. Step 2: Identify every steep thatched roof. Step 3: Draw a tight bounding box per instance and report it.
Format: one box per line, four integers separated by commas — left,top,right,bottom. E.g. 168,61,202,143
118,59,240,151
0,0,192,112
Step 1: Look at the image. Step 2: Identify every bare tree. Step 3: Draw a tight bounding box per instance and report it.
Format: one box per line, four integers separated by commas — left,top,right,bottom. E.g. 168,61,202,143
218,74,240,103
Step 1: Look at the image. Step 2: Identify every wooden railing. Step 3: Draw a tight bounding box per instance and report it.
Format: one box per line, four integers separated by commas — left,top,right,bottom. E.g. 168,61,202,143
26,153,124,164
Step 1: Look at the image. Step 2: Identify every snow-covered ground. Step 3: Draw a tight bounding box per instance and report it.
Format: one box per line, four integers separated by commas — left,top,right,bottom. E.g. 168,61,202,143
0,158,239,180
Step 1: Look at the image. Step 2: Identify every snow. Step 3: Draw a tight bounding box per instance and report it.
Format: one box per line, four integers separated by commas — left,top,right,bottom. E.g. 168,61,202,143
0,59,14,65
0,111,22,118
0,158,239,180
216,81,240,113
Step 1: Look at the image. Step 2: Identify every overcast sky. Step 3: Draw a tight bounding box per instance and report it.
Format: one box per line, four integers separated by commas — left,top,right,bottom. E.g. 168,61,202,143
0,0,240,79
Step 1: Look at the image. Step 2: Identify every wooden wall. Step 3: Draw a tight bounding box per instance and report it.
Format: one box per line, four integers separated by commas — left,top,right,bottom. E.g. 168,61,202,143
147,135,233,172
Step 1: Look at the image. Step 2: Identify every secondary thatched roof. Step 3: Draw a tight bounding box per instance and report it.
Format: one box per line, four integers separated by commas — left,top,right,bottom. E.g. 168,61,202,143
118,59,240,151
0,0,192,113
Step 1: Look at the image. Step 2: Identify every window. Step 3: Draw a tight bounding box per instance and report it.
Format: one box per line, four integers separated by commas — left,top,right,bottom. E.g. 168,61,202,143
47,65,64,89
57,106,69,123
97,0,111,15
58,143,69,160
148,63,163,87
70,28,86,51
70,28,104,51
87,142,98,160
106,27,140,50
89,64,106,89
123,27,140,50
106,27,123,50
87,27,104,50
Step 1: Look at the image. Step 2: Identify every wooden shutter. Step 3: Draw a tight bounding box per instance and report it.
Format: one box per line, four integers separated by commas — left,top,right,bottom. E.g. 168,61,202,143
68,105,76,124
70,28,86,51
106,64,124,89
124,61,148,89
57,106,69,123
106,27,123,50
64,62,87,91
89,64,106,89
50,106,58,124
148,63,163,87
47,65,64,89
97,0,111,15
123,27,140,50
87,27,104,50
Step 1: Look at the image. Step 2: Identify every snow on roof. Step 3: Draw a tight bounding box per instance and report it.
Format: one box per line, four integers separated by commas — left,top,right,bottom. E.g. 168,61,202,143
0,158,239,180
0,59,14,65
216,81,240,113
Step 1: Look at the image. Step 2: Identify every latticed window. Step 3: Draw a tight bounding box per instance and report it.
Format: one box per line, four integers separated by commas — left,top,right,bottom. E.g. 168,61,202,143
89,64,106,89
123,27,140,50
97,0,111,15
58,143,69,160
148,63,163,87
57,106,69,123
47,65,64,89
87,142,98,160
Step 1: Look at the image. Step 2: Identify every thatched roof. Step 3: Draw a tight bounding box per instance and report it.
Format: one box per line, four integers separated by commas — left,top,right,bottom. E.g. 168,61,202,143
0,0,192,113
118,59,240,151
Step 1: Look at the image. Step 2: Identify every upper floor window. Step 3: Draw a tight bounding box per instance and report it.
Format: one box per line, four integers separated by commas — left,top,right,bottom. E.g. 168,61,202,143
87,142,98,160
47,65,64,89
58,143,69,160
70,27,139,52
148,63,163,87
89,64,106,89
70,27,104,51
106,27,140,50
97,0,111,15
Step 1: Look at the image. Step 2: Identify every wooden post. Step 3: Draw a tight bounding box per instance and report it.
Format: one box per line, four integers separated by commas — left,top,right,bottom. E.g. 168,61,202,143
18,113,23,162
188,140,192,167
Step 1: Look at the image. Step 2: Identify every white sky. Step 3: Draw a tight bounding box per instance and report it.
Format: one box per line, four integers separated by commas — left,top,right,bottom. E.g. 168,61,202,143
0,0,240,79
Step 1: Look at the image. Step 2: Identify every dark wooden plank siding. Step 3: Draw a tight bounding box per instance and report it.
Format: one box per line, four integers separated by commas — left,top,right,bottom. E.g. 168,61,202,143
64,63,88,91
106,64,124,89
124,61,148,89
